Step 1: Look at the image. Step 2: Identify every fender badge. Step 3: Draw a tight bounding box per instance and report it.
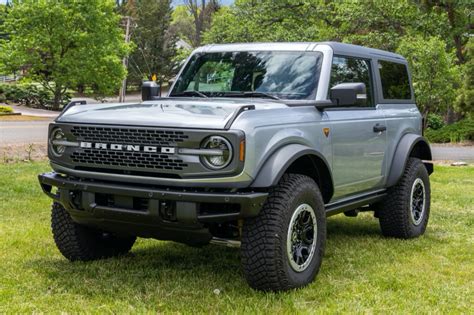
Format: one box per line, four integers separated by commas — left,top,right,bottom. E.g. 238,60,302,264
323,127,330,138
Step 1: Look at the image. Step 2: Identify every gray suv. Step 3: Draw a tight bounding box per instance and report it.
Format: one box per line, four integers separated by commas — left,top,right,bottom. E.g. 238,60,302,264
38,42,433,291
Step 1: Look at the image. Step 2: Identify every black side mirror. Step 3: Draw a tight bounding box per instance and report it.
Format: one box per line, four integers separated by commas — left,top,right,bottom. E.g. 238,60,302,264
142,81,161,101
330,82,367,106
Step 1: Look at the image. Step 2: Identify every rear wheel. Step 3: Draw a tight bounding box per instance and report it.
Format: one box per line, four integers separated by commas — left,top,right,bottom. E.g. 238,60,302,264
241,174,326,291
51,202,136,261
377,158,430,238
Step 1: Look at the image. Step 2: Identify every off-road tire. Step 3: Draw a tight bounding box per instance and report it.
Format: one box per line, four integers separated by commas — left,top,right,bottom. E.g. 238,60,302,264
241,174,326,291
377,158,430,238
51,202,136,261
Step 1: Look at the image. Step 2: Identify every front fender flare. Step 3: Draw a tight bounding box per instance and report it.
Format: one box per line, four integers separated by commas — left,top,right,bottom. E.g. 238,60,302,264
250,144,332,189
386,134,433,187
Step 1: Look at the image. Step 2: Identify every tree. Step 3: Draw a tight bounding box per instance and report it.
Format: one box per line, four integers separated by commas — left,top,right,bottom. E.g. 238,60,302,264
204,1,335,44
173,1,220,47
456,38,474,117
415,0,473,65
125,0,177,84
0,0,129,110
397,36,458,125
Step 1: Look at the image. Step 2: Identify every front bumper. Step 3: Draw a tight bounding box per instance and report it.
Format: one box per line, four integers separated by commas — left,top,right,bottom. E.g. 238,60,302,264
38,172,267,240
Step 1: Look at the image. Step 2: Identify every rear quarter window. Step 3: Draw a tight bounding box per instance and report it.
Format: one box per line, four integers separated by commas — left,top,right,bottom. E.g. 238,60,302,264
378,60,412,100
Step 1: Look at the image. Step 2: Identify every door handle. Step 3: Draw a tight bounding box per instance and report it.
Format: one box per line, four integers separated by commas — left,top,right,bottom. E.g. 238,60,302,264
373,124,387,133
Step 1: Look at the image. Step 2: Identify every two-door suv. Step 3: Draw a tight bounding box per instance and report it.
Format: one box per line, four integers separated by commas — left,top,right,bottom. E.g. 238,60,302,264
39,42,433,291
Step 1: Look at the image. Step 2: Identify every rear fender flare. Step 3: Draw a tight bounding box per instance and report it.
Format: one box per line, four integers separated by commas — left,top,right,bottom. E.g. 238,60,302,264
386,134,433,187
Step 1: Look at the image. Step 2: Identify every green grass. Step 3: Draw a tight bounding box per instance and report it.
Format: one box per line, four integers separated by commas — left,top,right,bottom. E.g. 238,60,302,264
1,162,473,313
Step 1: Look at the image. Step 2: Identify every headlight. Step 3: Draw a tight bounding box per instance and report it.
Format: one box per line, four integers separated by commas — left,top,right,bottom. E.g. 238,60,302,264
200,136,233,169
50,128,67,157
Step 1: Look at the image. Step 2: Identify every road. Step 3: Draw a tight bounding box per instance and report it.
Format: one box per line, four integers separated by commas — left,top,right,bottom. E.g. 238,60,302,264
430,145,474,162
1,120,473,162
0,120,50,145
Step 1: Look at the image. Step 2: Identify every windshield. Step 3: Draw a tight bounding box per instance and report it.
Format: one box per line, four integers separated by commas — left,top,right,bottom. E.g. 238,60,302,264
170,51,323,100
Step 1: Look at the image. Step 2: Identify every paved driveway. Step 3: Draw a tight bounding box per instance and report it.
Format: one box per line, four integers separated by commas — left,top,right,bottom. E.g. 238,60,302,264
431,145,474,163
0,120,50,145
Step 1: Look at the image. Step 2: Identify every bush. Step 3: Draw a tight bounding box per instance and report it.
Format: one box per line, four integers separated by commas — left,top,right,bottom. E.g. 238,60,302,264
0,105,13,113
0,83,71,110
425,119,474,143
426,113,445,130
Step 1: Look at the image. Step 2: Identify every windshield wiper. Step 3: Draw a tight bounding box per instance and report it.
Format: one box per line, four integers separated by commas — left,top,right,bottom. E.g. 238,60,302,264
242,92,280,100
220,91,280,100
171,90,208,98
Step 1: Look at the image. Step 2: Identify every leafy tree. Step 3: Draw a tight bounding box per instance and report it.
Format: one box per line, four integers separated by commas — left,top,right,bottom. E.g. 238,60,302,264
173,1,220,47
414,0,473,64
124,0,177,84
397,36,458,124
456,38,473,117
0,0,129,110
170,5,195,46
204,1,334,43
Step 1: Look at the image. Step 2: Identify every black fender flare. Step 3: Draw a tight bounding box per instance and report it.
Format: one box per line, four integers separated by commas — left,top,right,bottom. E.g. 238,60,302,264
250,143,333,193
386,134,433,187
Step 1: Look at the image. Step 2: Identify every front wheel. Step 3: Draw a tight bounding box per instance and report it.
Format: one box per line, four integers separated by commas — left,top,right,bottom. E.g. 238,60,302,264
377,158,431,238
51,202,136,261
241,174,326,291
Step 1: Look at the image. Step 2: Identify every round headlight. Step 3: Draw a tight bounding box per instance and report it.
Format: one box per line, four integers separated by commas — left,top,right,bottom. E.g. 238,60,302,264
201,136,233,170
50,128,66,156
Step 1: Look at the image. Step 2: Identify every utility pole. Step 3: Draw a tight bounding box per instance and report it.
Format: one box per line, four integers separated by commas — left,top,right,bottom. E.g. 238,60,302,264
119,16,131,103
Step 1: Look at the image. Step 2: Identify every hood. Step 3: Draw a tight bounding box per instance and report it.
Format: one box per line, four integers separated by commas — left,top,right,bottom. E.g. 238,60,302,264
57,98,287,129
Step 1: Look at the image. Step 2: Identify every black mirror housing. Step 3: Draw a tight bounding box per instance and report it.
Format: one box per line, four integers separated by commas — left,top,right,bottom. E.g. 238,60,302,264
330,82,367,106
142,81,161,101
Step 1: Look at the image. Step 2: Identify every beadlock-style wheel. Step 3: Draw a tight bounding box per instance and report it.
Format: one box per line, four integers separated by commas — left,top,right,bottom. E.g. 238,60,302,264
377,157,431,239
241,174,326,291
287,203,317,272
410,178,426,226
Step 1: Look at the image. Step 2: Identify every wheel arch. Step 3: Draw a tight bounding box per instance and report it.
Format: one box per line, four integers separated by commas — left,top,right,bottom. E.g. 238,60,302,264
386,134,433,187
250,144,334,203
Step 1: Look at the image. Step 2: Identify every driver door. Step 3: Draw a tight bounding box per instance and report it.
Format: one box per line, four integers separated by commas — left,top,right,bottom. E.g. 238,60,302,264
325,56,387,199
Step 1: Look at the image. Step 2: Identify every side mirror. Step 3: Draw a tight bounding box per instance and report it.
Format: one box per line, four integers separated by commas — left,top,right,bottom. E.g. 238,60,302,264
141,81,161,101
330,82,367,106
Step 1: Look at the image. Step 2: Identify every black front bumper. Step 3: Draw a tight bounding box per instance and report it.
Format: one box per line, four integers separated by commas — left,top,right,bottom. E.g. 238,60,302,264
38,172,267,241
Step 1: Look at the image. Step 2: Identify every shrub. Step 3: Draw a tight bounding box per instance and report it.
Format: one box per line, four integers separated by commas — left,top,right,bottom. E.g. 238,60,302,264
0,105,13,113
425,119,474,143
426,113,445,130
0,83,71,110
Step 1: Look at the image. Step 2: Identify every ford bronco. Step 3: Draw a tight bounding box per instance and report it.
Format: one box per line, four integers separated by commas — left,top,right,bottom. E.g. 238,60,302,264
38,42,433,291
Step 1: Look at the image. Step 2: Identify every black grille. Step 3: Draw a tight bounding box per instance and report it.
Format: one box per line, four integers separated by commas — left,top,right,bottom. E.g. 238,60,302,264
71,149,188,171
71,126,189,146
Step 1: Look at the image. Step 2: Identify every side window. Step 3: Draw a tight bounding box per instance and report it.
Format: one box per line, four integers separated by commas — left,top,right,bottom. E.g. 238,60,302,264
186,61,235,92
330,56,373,106
378,61,411,100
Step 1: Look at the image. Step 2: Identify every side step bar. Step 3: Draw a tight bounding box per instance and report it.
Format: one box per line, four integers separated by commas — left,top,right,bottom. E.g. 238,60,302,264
325,189,386,217
210,237,241,248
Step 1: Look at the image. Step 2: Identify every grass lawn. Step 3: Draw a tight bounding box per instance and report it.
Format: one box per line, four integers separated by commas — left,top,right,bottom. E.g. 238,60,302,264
0,115,52,121
1,162,473,313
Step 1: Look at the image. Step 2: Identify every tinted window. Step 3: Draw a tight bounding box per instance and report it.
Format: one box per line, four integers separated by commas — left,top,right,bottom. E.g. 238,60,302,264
171,51,323,100
378,61,411,99
330,56,373,106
